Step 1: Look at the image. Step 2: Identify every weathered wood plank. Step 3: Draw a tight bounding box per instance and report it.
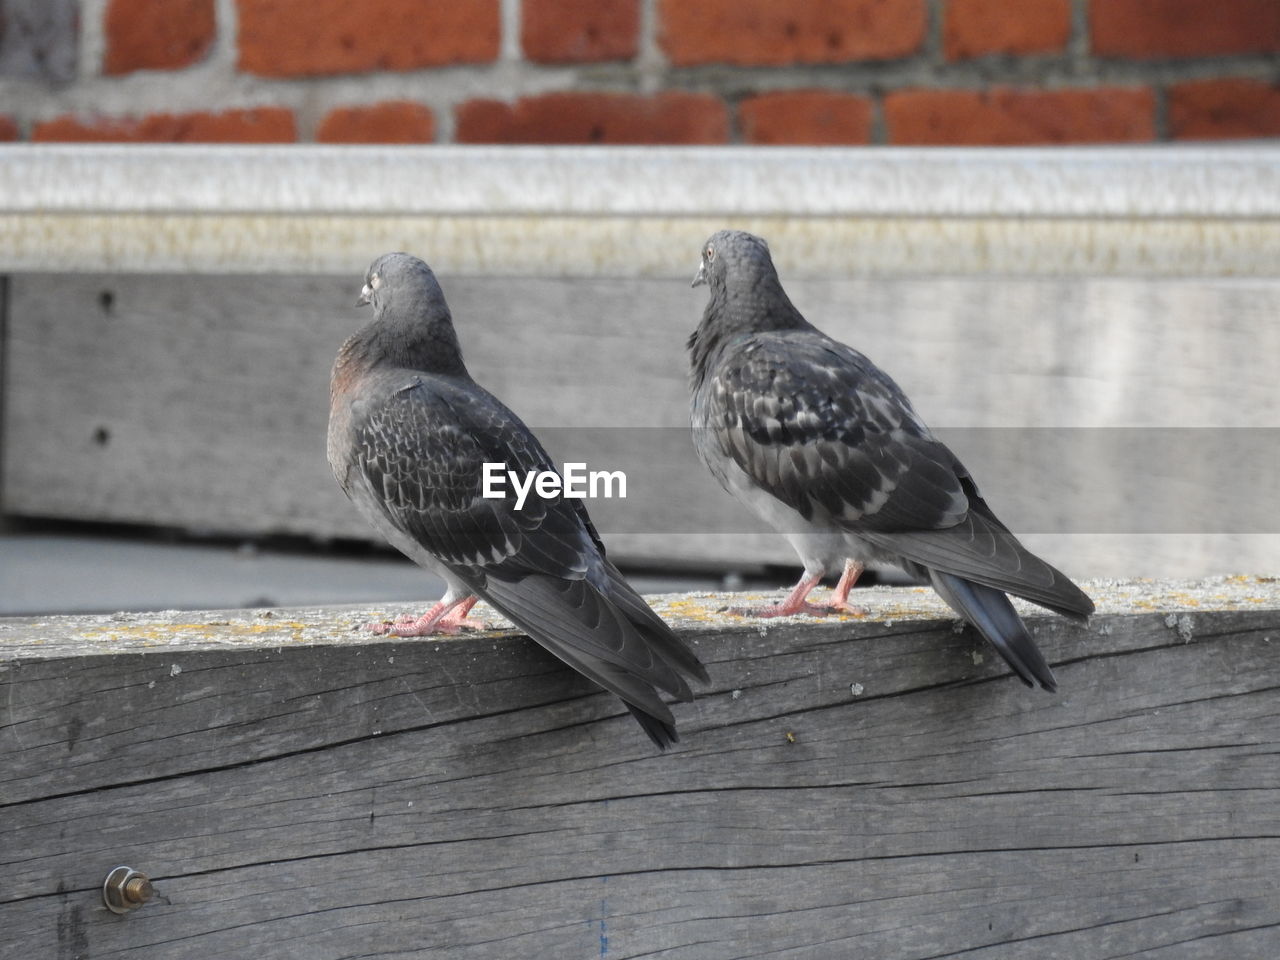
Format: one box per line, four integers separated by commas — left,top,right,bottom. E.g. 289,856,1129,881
5,273,1279,576
3,579,1279,958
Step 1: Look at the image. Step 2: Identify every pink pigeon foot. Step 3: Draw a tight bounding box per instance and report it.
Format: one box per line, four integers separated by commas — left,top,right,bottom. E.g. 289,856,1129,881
434,597,488,633
726,573,831,618
818,560,868,616
727,562,869,618
366,596,485,636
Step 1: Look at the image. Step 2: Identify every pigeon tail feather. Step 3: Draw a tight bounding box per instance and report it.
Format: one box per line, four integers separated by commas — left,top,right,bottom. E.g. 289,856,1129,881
930,570,1058,691
625,703,680,751
603,564,711,684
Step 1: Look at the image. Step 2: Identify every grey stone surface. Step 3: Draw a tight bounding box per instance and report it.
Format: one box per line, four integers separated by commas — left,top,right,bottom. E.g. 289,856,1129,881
6,145,1278,217
1,145,1277,275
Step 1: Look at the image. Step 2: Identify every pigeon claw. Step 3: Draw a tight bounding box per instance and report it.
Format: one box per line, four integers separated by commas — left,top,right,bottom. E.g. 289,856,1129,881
822,600,869,617
361,615,489,637
362,597,488,636
431,616,489,635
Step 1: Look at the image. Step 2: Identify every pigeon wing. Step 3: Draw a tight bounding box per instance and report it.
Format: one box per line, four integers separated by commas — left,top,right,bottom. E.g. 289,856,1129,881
707,332,1093,618
705,331,970,533
352,375,590,580
351,375,696,710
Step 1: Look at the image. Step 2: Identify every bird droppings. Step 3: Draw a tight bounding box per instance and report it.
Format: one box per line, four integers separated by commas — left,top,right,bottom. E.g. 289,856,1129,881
1164,613,1195,643
850,682,864,696
169,663,181,677
970,650,985,666
785,731,797,744
731,689,742,700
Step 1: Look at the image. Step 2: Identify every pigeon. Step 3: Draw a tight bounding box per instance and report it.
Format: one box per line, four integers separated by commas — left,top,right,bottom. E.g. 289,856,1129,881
329,252,708,748
687,230,1093,691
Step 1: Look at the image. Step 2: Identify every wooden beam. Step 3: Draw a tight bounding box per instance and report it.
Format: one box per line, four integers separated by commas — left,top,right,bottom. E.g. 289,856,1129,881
5,272,1278,576
3,578,1278,957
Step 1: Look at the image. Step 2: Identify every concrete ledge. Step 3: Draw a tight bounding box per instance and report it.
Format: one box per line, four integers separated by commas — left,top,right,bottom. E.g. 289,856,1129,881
3,578,1278,957
2,144,1278,276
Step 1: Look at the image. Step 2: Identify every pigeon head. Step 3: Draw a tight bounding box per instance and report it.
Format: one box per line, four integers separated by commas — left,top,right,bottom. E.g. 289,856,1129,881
688,230,806,353
350,251,466,376
357,251,448,316
692,229,775,291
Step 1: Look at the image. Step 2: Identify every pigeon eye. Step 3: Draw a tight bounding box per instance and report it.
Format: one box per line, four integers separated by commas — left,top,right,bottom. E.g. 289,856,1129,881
705,246,715,262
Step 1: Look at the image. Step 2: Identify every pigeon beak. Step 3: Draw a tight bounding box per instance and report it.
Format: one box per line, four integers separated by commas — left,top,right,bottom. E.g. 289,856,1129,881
356,284,372,307
692,261,708,288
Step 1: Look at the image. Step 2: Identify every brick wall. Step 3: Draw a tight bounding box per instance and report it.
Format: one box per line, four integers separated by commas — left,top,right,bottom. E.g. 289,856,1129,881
0,0,1276,144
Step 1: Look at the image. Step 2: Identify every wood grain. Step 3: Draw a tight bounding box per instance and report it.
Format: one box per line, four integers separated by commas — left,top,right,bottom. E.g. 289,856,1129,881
3,581,1279,958
4,273,1279,577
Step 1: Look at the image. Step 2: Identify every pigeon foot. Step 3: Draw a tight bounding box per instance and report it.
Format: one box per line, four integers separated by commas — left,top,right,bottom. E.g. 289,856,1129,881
364,595,484,636
818,600,868,617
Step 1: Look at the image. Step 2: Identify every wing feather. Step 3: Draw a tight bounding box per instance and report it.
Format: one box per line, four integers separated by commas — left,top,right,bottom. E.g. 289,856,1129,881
702,332,969,532
348,372,706,734
700,331,1094,618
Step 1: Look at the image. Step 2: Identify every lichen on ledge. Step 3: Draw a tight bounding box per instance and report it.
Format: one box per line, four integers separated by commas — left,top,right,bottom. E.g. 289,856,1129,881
2,576,1276,660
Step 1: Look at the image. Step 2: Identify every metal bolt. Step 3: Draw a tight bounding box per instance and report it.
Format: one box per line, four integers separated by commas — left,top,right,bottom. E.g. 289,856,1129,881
102,866,155,914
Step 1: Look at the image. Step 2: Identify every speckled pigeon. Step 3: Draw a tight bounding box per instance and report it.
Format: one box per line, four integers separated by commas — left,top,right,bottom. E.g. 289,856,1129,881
329,252,708,748
687,230,1093,691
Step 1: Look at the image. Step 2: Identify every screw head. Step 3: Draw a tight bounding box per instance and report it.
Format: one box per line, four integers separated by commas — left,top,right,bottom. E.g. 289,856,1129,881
103,866,154,914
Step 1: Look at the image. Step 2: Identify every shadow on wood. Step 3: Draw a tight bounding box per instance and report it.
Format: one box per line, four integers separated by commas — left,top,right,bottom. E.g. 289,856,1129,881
2,579,1279,958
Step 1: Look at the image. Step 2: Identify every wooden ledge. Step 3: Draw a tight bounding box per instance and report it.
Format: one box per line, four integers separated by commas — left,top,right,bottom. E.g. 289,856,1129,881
3,577,1278,957
4,575,1276,658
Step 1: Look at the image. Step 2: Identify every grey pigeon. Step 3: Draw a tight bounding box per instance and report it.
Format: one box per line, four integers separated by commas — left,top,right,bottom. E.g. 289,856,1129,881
687,230,1093,691
329,252,708,748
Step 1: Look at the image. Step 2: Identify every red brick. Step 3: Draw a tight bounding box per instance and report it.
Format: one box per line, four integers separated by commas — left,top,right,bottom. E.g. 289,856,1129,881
316,101,435,143
0,116,18,140
1091,0,1280,58
522,0,639,63
1169,77,1280,139
739,90,872,144
659,0,926,66
944,0,1071,60
884,87,1156,144
32,108,297,143
456,92,729,144
104,0,216,74
237,0,500,77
